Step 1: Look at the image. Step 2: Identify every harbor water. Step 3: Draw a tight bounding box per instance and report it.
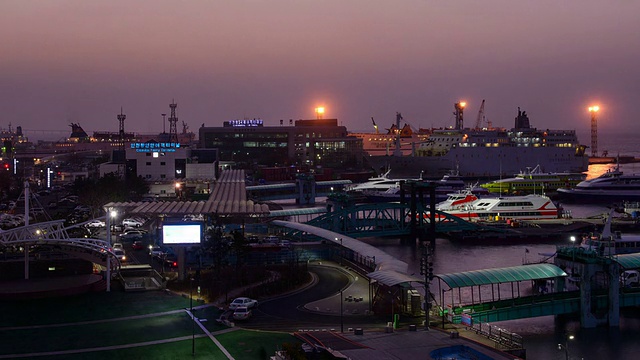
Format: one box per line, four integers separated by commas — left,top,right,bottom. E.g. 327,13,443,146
368,157,640,359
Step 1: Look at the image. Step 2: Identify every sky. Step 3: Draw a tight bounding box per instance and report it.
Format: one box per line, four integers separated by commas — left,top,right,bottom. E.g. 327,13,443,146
1,1,639,142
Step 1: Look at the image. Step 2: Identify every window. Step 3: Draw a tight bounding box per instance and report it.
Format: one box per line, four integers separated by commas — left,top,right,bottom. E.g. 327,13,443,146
146,162,151,166
160,174,166,179
160,162,166,166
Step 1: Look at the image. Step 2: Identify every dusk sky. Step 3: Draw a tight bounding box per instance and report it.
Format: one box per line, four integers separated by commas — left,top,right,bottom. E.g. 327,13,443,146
2,1,639,142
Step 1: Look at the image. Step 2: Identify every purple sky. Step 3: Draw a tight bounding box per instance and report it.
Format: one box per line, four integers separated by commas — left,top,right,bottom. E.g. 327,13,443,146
2,1,639,142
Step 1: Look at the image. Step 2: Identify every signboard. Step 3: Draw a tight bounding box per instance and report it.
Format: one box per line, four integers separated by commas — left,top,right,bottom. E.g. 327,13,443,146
461,313,473,326
223,119,263,127
162,223,202,245
131,142,181,153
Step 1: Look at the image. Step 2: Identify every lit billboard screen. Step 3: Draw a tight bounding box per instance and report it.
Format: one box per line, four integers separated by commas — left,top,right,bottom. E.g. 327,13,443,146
162,223,202,245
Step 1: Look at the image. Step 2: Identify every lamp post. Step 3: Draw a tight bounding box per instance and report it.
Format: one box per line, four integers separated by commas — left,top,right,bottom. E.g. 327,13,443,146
441,288,452,329
190,276,195,356
588,105,600,157
557,334,574,360
315,106,325,120
340,288,344,333
570,236,576,275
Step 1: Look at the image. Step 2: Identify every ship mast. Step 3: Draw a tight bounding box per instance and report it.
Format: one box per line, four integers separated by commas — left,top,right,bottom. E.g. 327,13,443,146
394,112,403,157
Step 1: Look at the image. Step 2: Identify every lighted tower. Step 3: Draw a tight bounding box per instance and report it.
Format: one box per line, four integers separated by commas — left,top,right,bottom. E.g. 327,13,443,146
589,105,599,157
454,101,466,130
168,100,178,143
117,107,126,153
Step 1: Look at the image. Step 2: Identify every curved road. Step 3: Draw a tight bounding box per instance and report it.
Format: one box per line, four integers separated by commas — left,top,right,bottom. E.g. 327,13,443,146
240,265,383,331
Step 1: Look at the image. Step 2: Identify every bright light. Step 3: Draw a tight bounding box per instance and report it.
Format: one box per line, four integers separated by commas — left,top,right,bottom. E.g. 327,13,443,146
588,105,600,112
459,101,466,108
175,182,181,189
110,210,117,218
570,236,576,243
316,107,325,114
569,335,575,340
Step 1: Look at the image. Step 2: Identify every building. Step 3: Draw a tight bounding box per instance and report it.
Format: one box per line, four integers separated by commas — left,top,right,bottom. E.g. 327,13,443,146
198,118,364,173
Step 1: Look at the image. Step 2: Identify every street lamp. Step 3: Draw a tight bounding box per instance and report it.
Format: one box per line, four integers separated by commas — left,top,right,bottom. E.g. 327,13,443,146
557,334,574,360
340,288,344,333
175,182,182,200
315,106,325,120
441,288,452,329
190,276,195,356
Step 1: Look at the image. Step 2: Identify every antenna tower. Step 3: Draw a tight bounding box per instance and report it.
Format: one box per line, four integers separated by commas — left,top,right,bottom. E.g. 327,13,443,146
168,100,178,143
117,107,126,153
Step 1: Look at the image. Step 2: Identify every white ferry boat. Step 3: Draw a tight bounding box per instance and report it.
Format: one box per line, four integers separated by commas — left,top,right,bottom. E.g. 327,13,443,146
366,105,589,178
347,169,422,193
580,210,640,255
349,113,430,157
434,193,559,221
556,164,640,203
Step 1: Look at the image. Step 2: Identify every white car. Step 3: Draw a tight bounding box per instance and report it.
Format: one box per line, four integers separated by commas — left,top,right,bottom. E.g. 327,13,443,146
113,249,126,262
229,297,258,310
232,307,252,321
85,219,106,228
148,245,165,258
122,218,143,228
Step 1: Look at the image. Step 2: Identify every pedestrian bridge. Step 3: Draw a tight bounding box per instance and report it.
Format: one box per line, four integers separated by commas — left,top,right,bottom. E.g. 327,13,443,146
435,252,640,328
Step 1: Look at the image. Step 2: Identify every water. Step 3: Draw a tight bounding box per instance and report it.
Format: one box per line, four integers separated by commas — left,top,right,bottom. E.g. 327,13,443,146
367,157,640,360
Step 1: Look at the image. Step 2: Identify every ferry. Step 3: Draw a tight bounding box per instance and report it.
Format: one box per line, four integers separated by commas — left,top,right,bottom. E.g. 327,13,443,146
556,164,640,203
480,165,585,195
366,105,589,178
347,169,423,193
580,210,640,255
434,193,559,222
349,113,430,157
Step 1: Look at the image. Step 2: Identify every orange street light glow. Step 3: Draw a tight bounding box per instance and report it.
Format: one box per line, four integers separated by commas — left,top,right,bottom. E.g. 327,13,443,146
588,105,600,112
460,102,466,108
316,107,325,114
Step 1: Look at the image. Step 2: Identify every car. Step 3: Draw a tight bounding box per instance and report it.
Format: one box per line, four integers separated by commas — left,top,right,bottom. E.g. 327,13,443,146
232,307,252,321
122,218,143,228
112,242,124,250
113,249,126,262
132,241,144,250
229,297,258,310
119,230,145,241
149,245,165,258
85,219,106,228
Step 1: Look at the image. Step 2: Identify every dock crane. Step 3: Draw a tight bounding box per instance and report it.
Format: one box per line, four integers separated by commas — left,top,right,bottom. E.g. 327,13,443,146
474,99,487,130
371,117,379,134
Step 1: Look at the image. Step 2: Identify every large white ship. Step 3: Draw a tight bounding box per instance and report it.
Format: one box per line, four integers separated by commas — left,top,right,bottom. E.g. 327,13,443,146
349,113,431,157
366,105,589,179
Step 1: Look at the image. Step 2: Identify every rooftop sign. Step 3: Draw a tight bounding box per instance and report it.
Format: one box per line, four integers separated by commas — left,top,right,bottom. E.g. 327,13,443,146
131,142,181,152
224,119,263,127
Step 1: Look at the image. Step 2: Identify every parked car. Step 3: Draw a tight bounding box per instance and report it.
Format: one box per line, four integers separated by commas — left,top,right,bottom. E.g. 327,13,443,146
232,307,252,321
85,219,106,228
122,218,143,228
132,241,144,250
229,297,258,310
119,230,145,241
112,242,124,250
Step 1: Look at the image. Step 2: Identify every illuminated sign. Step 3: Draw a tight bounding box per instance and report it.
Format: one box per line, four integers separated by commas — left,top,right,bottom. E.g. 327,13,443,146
224,119,263,127
131,142,181,153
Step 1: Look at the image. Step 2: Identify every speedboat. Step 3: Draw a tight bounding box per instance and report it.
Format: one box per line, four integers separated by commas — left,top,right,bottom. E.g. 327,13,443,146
434,193,559,221
556,164,640,203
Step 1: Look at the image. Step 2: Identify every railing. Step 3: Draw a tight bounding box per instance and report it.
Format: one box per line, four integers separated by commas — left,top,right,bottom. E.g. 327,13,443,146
467,321,523,349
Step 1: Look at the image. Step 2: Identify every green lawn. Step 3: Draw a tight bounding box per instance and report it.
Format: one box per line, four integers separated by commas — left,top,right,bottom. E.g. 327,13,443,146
217,330,301,360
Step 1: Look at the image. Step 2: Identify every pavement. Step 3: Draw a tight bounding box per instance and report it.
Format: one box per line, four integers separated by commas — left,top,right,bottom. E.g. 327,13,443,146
214,260,523,359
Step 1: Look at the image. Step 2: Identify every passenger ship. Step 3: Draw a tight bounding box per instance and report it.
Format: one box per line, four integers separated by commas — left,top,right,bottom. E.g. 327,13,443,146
480,165,585,195
433,191,559,221
366,105,589,178
580,210,640,255
349,113,430,157
556,164,640,202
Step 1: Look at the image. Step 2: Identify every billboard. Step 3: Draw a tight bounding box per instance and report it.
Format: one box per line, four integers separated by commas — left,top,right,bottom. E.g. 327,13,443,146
162,223,202,245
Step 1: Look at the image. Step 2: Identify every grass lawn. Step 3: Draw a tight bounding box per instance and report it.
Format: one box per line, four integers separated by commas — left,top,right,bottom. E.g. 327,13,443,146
217,329,301,360
0,289,191,326
40,337,225,360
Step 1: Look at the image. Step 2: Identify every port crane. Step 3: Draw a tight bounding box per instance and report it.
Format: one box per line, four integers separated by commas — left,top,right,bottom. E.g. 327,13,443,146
371,117,379,134
474,99,492,130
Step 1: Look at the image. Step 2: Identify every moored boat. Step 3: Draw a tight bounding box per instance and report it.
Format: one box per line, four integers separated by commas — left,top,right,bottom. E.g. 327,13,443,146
433,193,560,222
480,165,585,195
580,210,640,255
366,105,589,178
556,164,640,203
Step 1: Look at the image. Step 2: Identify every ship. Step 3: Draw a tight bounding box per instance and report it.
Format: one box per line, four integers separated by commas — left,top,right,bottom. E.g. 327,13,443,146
432,192,560,222
349,113,431,157
365,105,589,179
480,164,586,195
556,163,640,203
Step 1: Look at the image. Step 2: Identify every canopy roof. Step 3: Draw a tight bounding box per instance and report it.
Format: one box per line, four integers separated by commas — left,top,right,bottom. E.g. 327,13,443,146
616,253,640,270
436,263,567,289
267,207,327,217
367,270,424,287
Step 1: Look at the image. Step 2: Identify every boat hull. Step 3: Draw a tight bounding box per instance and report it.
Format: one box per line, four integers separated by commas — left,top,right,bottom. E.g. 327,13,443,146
367,147,589,179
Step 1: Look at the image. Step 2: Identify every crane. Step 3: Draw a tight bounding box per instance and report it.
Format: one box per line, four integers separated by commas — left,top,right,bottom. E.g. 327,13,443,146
474,99,486,130
371,117,379,134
